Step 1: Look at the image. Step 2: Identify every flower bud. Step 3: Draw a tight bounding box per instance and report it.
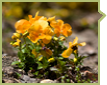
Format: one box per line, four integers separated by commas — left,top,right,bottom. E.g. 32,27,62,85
60,36,65,41
53,37,58,41
12,39,21,47
48,58,55,62
22,31,29,37
73,57,77,63
11,33,21,40
38,57,43,61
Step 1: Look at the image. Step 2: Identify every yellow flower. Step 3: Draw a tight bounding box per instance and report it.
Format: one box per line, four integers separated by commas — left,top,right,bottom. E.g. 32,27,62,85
61,47,73,58
48,58,55,62
40,47,52,58
50,19,72,37
62,37,86,58
11,33,21,40
12,39,21,47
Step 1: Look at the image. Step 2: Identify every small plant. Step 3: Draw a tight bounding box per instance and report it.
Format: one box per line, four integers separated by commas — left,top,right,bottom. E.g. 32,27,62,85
10,11,87,82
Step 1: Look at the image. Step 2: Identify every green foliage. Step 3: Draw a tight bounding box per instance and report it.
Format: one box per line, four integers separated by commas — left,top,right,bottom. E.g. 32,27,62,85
15,72,22,79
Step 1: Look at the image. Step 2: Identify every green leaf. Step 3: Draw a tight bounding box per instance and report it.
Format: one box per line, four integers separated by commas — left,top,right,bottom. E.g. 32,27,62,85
75,66,80,71
29,67,33,70
22,48,26,53
61,76,65,79
11,61,20,65
33,71,39,75
18,52,22,58
28,45,34,50
58,57,64,60
35,46,42,52
58,59,66,66
44,71,48,76
36,62,43,70
66,79,70,83
15,72,21,78
42,57,49,69
58,41,63,46
18,62,25,68
37,66,43,70
78,56,88,62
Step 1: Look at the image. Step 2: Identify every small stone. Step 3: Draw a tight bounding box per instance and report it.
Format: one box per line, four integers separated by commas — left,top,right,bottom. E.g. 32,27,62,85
20,80,26,83
70,80,74,83
3,79,14,83
4,66,14,76
22,75,30,82
53,80,60,83
27,70,35,78
27,78,36,83
40,79,54,83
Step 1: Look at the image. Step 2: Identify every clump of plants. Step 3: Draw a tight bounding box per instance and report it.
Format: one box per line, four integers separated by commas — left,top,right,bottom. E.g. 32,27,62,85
10,11,87,83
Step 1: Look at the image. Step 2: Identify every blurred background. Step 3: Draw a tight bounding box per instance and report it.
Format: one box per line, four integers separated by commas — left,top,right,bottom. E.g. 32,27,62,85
2,2,102,70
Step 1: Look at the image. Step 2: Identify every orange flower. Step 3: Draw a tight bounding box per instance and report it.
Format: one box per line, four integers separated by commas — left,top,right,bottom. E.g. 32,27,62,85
15,19,31,34
62,37,86,58
47,16,55,22
50,19,72,37
15,11,46,34
28,20,49,43
28,11,47,24
41,26,54,44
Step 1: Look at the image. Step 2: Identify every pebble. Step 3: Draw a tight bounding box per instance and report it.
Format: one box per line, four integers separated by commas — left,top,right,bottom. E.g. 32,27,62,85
27,78,37,83
20,78,41,83
22,75,30,82
70,80,74,83
40,79,55,83
3,66,14,76
3,79,14,83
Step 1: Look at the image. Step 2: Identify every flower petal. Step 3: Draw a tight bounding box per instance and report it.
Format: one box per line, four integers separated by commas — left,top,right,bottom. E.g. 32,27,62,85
69,42,73,47
78,42,86,46
46,49,53,57
42,38,51,44
62,48,73,58
73,37,78,45
57,19,64,26
48,16,55,22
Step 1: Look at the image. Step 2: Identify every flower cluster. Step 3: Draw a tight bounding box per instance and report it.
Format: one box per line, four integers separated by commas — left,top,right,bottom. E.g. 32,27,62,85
14,11,72,44
10,12,87,82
